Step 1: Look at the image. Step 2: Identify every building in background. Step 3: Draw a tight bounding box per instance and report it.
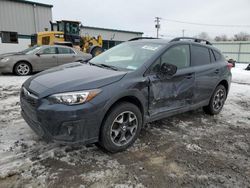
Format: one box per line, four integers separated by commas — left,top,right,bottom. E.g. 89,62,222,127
0,0,143,54
213,41,250,64
0,0,53,54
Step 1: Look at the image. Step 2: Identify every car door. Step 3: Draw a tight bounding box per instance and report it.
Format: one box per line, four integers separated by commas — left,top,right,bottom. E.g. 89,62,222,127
57,47,77,65
190,45,219,104
36,47,58,71
147,44,195,117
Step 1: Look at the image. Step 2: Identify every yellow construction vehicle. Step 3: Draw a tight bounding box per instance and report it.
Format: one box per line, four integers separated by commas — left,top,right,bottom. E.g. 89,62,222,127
31,20,103,57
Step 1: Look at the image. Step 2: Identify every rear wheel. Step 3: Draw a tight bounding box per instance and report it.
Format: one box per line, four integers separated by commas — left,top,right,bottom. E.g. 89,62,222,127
98,102,142,153
203,85,227,115
14,62,31,76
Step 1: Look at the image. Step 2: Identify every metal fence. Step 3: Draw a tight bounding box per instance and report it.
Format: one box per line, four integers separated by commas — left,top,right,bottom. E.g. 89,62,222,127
212,41,250,64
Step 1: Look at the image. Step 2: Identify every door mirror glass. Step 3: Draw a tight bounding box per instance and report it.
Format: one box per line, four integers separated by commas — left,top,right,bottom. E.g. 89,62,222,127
159,63,177,79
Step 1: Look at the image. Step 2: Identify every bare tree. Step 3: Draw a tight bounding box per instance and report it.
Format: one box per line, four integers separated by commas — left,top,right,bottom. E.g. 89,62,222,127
195,32,211,41
214,34,229,41
234,32,250,41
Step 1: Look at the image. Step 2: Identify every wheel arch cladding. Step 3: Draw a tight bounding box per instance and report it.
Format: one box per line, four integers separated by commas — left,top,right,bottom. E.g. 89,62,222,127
100,96,144,132
218,80,229,94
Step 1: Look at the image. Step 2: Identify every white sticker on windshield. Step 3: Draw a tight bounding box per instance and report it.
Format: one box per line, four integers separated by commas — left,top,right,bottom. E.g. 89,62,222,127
142,45,160,51
127,65,137,70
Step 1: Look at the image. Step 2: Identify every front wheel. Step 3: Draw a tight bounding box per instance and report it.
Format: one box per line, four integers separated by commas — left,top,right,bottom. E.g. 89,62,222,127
98,102,142,153
14,62,31,76
203,85,227,115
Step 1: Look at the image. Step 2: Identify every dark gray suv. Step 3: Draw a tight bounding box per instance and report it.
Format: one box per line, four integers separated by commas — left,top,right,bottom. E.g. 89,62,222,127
20,37,232,153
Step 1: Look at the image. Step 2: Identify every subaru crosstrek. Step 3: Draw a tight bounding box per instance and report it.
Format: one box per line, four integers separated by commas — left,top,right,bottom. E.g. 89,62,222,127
20,37,232,153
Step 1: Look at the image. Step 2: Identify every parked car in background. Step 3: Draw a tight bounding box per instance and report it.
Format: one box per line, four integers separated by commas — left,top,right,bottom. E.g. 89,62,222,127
20,37,232,153
0,45,92,76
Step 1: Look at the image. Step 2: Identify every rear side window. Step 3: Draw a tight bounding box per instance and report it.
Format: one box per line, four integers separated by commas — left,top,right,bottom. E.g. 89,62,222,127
213,50,222,61
209,49,216,63
58,47,75,54
161,44,190,69
191,45,210,66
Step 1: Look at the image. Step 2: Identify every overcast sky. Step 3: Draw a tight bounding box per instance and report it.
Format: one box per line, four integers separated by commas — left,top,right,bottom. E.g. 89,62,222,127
33,0,250,39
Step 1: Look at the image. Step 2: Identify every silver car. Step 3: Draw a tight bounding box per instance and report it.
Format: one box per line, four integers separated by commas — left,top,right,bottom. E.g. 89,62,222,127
0,45,92,76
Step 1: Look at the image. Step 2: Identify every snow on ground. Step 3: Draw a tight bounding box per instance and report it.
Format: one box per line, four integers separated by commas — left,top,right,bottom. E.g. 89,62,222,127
232,63,250,84
0,64,249,187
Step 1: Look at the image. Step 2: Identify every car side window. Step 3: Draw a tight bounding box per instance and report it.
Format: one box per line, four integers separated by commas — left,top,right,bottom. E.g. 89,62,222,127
191,45,210,66
41,47,57,55
161,45,190,69
209,49,216,63
148,44,190,74
149,58,161,74
58,47,75,54
213,50,222,61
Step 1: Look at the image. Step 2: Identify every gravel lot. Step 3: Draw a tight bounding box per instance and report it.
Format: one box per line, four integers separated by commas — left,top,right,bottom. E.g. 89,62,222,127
0,64,249,188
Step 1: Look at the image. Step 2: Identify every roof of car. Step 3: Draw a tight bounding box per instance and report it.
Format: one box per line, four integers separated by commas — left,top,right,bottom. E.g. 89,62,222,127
39,45,73,49
129,37,221,52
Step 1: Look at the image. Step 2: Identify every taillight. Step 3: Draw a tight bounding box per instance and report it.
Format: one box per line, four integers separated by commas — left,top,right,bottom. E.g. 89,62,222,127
227,63,233,70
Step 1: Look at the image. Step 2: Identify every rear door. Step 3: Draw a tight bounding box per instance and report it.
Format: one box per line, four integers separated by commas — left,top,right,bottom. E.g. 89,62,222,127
191,44,220,104
57,47,77,65
147,44,195,116
36,47,58,70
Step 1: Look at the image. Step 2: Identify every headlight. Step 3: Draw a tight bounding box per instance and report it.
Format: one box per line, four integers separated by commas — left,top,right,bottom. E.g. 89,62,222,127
48,89,102,105
0,57,10,63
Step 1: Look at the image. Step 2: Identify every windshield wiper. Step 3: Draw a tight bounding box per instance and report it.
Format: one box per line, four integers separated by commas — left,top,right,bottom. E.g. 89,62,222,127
89,62,118,71
99,64,118,71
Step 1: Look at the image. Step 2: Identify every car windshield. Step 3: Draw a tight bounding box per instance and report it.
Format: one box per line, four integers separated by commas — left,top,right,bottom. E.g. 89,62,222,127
90,42,163,71
20,46,42,55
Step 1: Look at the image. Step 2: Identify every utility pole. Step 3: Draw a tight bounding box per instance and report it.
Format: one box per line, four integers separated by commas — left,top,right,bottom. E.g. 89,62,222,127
155,17,161,38
182,29,185,37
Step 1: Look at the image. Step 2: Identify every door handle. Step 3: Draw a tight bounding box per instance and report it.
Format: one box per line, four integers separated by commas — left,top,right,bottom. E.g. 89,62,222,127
214,69,219,74
185,74,193,79
52,56,56,58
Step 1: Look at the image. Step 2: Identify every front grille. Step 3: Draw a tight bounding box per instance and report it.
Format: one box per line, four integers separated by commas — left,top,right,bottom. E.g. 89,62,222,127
21,87,38,107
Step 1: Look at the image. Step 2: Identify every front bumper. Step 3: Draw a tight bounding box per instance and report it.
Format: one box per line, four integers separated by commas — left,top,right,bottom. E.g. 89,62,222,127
20,89,103,144
0,65,12,73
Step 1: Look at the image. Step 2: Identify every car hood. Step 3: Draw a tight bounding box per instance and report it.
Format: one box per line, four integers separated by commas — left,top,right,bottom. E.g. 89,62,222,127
23,62,127,98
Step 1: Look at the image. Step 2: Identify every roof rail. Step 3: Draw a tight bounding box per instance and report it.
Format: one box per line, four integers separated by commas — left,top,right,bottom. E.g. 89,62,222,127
129,37,158,41
170,37,212,45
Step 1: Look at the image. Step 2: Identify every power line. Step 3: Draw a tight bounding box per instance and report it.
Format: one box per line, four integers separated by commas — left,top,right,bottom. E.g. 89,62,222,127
161,18,250,28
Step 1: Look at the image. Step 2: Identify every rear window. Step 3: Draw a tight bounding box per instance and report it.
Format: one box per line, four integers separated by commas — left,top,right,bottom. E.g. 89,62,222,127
191,45,210,66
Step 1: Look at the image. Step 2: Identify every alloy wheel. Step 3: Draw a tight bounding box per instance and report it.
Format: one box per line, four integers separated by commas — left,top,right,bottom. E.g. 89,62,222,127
17,63,30,75
110,111,138,146
213,88,226,111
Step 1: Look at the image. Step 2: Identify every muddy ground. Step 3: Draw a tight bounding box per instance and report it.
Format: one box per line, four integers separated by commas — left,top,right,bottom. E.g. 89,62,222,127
0,67,249,188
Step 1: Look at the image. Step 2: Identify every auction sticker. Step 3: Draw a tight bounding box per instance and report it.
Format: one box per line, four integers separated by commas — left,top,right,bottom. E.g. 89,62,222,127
142,45,161,51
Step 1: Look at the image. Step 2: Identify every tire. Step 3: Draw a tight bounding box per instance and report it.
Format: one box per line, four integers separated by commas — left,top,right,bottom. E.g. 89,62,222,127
203,85,227,115
14,62,31,76
91,47,103,57
98,102,142,153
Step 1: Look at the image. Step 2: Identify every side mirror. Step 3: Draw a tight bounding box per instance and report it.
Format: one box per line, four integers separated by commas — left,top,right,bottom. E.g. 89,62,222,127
35,52,41,57
159,63,177,79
